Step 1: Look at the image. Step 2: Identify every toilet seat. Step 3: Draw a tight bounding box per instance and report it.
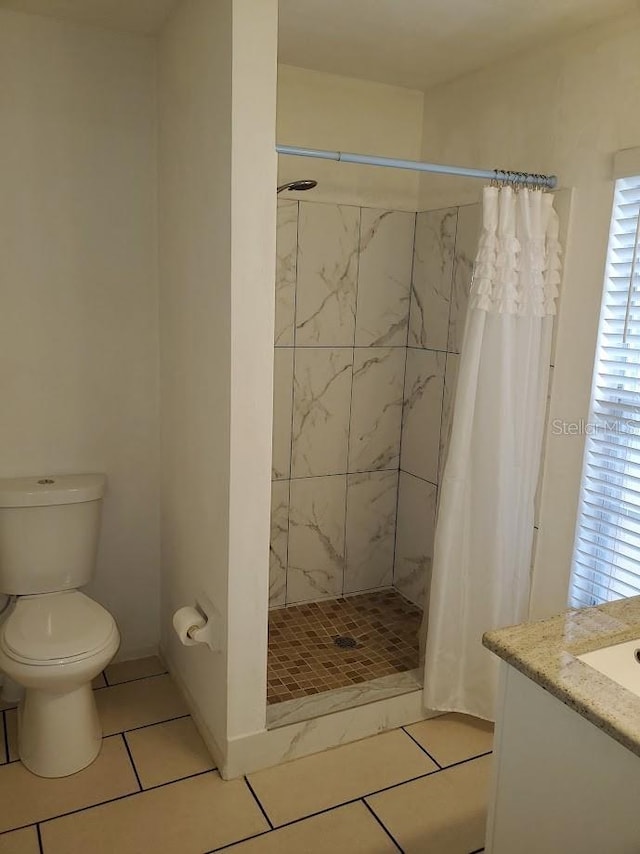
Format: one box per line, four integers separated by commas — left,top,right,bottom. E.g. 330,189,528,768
1,591,117,665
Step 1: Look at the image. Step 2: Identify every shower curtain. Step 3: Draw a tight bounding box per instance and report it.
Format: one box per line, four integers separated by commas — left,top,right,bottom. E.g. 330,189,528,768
424,186,562,720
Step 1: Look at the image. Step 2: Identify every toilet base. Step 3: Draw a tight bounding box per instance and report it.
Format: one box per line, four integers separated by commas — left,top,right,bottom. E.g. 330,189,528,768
19,682,102,777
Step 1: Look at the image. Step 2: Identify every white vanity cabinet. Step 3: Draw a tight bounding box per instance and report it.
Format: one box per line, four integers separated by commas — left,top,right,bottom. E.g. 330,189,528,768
486,662,640,854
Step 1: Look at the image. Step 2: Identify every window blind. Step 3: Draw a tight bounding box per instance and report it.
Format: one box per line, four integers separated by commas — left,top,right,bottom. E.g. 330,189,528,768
570,176,640,608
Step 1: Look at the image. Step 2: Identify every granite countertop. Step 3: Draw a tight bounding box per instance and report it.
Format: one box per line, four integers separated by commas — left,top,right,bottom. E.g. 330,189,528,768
483,596,640,758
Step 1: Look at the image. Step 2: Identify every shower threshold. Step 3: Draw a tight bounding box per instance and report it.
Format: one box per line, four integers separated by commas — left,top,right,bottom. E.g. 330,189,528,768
267,667,422,729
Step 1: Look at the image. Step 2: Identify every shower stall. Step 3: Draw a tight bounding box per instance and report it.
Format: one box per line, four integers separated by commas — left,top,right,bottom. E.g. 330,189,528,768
267,190,483,724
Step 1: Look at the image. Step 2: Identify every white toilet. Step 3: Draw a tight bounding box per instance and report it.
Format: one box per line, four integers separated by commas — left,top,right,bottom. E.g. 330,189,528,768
0,474,119,778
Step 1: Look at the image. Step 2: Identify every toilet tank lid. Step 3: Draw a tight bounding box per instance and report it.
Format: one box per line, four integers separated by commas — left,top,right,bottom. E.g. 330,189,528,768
0,474,106,508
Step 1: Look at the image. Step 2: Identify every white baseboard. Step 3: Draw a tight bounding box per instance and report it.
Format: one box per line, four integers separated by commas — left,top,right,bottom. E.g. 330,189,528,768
160,642,226,772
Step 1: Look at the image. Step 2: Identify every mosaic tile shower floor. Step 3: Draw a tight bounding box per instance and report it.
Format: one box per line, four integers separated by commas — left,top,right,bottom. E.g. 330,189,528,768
267,590,422,705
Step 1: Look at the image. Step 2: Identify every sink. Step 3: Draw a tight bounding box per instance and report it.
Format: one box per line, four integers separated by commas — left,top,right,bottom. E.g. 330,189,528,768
578,639,640,697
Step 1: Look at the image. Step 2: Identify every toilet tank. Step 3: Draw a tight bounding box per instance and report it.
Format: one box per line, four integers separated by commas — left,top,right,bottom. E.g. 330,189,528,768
0,475,106,595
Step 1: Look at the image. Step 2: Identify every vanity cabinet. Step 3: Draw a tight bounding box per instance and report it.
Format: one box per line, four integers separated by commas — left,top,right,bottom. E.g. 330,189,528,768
486,662,640,853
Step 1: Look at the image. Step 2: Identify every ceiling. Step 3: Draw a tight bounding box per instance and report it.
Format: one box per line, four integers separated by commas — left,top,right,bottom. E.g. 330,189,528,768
0,0,177,34
0,0,636,89
278,0,639,91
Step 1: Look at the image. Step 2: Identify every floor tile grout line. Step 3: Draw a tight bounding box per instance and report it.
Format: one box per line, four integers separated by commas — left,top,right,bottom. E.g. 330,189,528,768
254,748,494,834
0,822,40,840
243,776,274,830
208,794,402,854
400,726,442,768
26,768,220,834
36,822,44,854
138,767,215,795
208,827,274,853
207,793,409,854
271,795,378,830
105,712,191,737
93,669,169,691
216,785,405,845
440,749,493,771
121,733,143,791
1,713,194,767
2,710,9,764
361,798,405,852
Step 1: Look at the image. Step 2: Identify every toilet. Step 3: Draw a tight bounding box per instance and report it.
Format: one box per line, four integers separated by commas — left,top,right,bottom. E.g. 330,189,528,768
0,474,119,778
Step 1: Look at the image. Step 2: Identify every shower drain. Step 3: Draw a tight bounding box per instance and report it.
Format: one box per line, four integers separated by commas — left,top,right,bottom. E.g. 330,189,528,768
333,635,358,649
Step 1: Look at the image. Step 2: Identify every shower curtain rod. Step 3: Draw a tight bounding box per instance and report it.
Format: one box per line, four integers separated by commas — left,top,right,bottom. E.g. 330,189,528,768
276,144,557,189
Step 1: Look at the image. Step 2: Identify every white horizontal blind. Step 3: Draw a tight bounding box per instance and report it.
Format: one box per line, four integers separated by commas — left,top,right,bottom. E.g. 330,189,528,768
570,176,640,608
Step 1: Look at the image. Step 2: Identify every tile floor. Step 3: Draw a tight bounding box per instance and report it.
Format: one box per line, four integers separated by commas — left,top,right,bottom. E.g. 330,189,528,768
0,657,493,853
267,590,422,704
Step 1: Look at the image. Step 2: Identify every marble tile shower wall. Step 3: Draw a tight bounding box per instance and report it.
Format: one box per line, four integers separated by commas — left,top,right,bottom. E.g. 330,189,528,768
395,203,481,607
270,199,481,610
270,200,414,607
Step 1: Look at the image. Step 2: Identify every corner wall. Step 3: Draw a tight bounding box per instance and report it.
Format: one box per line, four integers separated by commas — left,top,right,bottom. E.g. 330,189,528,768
416,10,640,618
158,0,277,764
277,65,424,211
227,0,279,743
157,0,232,761
0,10,160,658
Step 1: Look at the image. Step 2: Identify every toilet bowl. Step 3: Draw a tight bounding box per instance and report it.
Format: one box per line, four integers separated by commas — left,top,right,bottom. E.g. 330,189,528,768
0,590,119,777
0,473,118,777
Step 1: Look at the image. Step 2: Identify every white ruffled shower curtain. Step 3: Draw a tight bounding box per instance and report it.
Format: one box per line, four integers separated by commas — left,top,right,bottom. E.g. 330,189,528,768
423,186,562,721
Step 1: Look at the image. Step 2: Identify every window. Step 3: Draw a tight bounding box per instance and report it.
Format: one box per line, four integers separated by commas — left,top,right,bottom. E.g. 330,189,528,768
570,176,640,607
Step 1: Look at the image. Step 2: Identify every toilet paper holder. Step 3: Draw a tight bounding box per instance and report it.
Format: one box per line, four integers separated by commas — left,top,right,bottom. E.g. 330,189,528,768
185,614,209,646
173,596,221,652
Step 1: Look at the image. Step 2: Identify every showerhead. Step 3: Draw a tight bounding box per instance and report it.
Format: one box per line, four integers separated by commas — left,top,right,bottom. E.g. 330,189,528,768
277,179,318,194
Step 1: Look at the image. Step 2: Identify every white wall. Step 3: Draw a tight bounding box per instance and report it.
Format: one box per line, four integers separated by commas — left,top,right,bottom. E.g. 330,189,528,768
277,65,424,210
158,0,277,766
158,0,232,762
416,11,640,618
0,10,160,657
227,0,278,744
